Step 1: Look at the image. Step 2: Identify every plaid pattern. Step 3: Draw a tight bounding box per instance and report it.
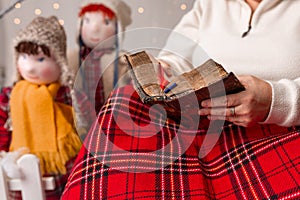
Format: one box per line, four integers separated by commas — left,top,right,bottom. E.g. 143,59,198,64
0,87,11,151
80,47,106,114
0,86,88,200
62,84,300,200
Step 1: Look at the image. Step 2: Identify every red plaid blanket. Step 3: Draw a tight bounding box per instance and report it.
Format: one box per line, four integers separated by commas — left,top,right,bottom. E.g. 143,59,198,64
62,84,300,200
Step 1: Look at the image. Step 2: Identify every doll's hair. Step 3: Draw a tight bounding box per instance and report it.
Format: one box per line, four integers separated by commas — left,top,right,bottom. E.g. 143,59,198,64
79,4,115,19
15,41,50,57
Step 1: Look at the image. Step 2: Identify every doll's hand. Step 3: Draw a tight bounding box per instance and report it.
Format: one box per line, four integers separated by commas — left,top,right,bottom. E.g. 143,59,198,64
199,75,272,127
0,147,29,178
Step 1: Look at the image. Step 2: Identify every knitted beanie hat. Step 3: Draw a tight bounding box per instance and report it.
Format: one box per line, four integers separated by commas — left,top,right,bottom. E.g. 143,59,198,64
80,0,132,33
13,16,73,87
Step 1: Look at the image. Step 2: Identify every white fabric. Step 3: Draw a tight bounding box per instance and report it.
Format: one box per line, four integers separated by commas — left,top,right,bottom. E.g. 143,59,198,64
158,0,300,127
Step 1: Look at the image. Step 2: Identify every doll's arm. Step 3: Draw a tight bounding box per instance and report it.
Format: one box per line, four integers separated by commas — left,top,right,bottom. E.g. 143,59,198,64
71,89,95,139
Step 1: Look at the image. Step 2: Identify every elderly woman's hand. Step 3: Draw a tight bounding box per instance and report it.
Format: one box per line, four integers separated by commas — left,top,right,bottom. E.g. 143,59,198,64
199,75,272,127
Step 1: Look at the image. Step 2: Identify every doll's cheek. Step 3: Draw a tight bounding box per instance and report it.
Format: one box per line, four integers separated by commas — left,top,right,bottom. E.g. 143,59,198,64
16,59,22,71
41,68,52,77
41,68,58,78
81,28,88,38
40,67,59,81
81,29,91,44
81,24,95,38
16,64,24,77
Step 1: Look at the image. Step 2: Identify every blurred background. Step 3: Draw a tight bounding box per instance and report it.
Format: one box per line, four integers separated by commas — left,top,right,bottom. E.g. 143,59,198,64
0,0,194,86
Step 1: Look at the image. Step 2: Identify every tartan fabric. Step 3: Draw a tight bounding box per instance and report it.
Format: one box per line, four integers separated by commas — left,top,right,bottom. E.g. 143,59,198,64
80,46,92,61
0,86,88,200
80,47,106,114
0,87,11,151
62,84,300,200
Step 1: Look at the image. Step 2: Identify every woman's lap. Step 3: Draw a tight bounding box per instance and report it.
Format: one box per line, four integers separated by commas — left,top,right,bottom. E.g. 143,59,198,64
62,84,300,200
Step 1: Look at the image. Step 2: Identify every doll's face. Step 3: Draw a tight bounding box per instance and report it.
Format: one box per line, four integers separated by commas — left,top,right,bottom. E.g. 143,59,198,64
17,50,61,85
81,12,116,49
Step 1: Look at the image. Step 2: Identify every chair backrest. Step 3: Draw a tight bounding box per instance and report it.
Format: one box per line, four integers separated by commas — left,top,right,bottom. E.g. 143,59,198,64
0,154,55,200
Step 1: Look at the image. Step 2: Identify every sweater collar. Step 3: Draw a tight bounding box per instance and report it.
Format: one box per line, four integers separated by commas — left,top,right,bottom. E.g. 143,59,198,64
232,0,284,26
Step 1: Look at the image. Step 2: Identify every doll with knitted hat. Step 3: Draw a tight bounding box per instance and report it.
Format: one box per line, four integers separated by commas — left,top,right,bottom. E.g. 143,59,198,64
0,16,85,199
68,0,132,116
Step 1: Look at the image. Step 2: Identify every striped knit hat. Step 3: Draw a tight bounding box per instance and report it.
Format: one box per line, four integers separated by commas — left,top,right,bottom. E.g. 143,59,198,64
13,16,73,87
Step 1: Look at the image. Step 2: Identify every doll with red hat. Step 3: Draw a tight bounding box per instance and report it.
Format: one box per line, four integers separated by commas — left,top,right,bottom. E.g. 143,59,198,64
68,0,132,116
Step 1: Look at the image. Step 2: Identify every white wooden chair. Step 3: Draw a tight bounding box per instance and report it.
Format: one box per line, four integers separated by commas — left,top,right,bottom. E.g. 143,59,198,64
0,154,55,200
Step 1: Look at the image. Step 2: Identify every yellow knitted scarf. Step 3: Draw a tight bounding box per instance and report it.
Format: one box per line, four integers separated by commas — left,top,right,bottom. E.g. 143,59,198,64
9,80,82,175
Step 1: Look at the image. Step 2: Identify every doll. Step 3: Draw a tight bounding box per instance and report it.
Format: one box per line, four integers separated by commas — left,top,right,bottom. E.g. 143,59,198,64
0,16,83,199
68,0,132,114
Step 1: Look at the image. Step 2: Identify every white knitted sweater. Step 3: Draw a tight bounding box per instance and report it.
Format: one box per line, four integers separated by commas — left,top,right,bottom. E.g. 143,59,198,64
158,0,300,127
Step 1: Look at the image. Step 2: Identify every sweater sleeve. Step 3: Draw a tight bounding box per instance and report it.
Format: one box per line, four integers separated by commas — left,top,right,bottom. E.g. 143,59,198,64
0,87,12,151
262,78,300,126
158,0,208,78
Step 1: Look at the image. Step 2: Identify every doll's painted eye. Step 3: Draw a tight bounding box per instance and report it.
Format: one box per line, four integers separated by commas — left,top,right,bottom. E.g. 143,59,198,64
38,57,45,62
83,17,90,24
104,18,111,25
20,54,27,59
